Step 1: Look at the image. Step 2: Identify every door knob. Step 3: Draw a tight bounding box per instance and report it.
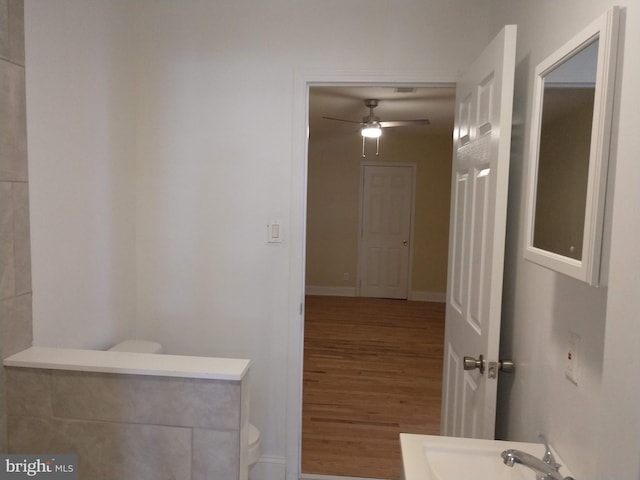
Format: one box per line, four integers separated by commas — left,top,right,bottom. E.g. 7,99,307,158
403,240,408,246
463,354,484,374
464,355,514,378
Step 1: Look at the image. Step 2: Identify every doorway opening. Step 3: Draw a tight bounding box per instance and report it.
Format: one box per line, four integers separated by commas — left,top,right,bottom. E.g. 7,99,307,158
302,85,456,479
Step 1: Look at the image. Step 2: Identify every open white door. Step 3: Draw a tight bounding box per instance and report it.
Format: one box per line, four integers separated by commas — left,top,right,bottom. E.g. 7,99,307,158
441,25,517,439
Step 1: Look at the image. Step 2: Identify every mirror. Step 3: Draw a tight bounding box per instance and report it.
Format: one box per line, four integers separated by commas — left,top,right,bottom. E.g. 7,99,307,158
524,7,620,286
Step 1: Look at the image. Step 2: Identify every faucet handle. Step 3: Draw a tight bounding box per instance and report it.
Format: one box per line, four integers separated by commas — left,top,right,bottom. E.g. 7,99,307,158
538,434,561,470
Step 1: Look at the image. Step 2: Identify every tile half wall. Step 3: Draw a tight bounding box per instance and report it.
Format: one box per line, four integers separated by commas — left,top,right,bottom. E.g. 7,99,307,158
5,367,249,480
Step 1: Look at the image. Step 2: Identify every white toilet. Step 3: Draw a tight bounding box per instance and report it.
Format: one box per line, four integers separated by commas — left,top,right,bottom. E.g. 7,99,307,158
109,340,262,470
247,423,261,469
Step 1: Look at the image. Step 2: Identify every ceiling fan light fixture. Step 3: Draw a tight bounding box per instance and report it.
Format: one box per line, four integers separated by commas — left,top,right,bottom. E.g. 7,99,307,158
361,123,382,138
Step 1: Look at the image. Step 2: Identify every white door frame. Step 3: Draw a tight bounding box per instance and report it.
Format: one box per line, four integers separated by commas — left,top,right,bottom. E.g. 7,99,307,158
357,162,417,299
287,71,456,480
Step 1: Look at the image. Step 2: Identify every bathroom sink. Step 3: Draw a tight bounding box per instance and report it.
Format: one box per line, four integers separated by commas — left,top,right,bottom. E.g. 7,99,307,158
400,434,574,480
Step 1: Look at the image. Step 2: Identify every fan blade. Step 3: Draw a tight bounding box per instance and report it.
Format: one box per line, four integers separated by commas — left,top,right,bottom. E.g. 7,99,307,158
380,119,431,128
322,116,363,125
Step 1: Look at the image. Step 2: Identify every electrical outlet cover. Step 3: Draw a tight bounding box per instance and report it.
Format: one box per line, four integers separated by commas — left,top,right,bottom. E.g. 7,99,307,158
565,330,580,385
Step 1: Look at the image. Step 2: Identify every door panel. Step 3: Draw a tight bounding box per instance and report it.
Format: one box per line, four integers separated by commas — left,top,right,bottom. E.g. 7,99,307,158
469,168,490,332
359,164,414,299
461,372,479,437
441,25,517,439
451,173,469,311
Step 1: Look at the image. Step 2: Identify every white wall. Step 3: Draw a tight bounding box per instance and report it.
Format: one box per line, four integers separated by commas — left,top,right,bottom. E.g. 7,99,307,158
25,0,494,476
491,1,640,478
26,0,137,349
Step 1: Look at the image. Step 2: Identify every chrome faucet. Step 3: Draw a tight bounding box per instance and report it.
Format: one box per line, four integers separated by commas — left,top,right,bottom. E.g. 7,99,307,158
501,435,575,480
538,434,560,470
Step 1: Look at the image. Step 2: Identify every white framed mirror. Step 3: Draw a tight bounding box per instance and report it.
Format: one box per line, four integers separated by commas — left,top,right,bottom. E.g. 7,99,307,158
524,6,621,286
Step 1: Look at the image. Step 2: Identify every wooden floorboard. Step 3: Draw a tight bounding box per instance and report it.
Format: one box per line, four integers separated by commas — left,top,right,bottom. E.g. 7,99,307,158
301,295,445,479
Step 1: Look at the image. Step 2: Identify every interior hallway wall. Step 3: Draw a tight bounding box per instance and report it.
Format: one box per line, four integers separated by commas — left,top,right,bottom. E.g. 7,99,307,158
0,0,29,452
491,1,640,478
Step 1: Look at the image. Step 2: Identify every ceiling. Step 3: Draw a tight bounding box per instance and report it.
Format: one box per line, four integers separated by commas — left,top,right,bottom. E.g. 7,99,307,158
308,86,456,139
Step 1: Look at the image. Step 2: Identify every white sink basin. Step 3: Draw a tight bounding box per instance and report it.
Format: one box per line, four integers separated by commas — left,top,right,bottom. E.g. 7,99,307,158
400,434,574,480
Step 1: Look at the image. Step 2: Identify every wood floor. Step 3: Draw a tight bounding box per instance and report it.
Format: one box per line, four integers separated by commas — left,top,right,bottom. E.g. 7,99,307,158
302,295,445,480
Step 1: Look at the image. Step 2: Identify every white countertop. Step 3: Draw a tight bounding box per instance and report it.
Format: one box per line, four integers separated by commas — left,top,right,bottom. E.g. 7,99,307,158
4,346,250,381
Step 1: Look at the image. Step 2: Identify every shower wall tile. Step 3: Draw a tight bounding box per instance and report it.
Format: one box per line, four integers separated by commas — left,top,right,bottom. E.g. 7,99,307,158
51,370,241,429
0,367,6,452
0,60,28,182
0,182,14,299
102,422,192,480
240,373,250,476
192,428,240,480
7,416,56,455
12,182,30,294
5,367,51,418
0,0,22,65
7,365,246,479
7,0,23,65
0,293,32,358
8,415,192,480
0,182,30,298
0,1,8,60
9,415,104,479
1,0,29,456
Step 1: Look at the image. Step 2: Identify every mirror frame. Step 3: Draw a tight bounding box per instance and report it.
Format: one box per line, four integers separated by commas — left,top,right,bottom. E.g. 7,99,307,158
524,6,620,286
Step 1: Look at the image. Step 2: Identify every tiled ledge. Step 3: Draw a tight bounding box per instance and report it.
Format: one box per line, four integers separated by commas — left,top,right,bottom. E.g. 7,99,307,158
4,346,250,381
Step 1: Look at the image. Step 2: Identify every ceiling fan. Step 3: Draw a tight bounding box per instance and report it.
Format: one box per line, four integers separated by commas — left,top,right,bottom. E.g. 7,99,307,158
322,98,430,156
323,98,431,135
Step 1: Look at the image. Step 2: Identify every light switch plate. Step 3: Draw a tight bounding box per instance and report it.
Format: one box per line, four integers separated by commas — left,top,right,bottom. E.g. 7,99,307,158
267,221,283,243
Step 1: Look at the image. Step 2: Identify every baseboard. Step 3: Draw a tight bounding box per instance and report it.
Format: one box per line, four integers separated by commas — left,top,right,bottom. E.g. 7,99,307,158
249,455,286,480
409,290,446,302
301,474,388,480
305,285,357,297
306,286,445,303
